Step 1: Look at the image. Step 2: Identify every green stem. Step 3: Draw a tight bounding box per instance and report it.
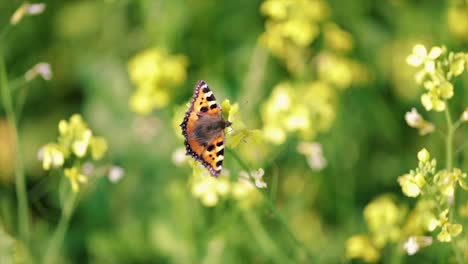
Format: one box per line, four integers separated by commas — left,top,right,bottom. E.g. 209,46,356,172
451,241,463,264
444,107,453,171
228,149,316,261
444,106,464,264
43,190,78,264
241,210,294,264
0,46,30,245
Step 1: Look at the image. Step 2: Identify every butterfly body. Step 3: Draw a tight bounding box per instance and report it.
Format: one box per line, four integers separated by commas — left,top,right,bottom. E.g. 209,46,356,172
193,116,231,147
180,81,231,176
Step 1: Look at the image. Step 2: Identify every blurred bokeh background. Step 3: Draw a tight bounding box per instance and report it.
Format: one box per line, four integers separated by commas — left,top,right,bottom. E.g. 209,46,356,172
0,0,467,263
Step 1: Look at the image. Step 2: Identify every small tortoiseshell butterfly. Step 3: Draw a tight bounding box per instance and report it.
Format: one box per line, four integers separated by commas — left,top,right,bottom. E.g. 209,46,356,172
180,80,232,176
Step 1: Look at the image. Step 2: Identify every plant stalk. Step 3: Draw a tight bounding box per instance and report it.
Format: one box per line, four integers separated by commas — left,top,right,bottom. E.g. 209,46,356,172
228,149,316,261
0,47,30,245
445,107,453,171
43,190,78,264
444,106,464,264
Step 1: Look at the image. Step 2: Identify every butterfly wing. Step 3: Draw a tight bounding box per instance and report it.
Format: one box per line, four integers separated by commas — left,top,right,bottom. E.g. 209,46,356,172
201,135,225,176
180,80,225,176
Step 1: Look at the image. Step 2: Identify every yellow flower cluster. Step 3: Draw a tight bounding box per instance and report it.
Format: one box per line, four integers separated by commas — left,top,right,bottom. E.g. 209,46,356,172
261,81,335,144
346,194,444,261
407,45,467,111
190,165,265,208
128,48,187,115
345,235,379,263
430,209,462,242
346,195,406,262
364,196,405,247
259,0,330,73
447,4,468,41
40,114,108,192
398,148,468,242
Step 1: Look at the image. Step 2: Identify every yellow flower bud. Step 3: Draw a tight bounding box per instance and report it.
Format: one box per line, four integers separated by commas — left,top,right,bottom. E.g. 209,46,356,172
417,148,430,162
461,108,468,123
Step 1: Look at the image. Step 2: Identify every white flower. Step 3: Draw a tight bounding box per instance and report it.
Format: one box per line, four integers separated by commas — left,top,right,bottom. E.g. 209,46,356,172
297,142,327,170
418,122,434,136
10,3,46,25
238,168,267,189
108,166,124,183
25,63,52,81
251,168,267,188
27,3,46,15
37,147,44,161
171,147,187,166
403,237,419,255
461,108,468,122
404,108,434,135
403,236,433,255
405,108,423,128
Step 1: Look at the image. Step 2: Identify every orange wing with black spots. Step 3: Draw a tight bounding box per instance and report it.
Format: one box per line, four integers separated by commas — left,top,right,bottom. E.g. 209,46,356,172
201,136,225,175
190,81,220,116
180,80,229,176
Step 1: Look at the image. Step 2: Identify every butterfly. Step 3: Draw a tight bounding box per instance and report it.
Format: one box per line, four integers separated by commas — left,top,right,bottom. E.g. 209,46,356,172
180,80,232,176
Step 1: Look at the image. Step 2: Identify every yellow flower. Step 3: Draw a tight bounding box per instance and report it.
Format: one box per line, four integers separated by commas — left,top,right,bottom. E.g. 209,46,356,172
127,48,187,114
406,44,443,67
460,108,468,123
231,179,254,200
398,173,425,197
259,0,331,73
323,23,353,53
317,52,353,89
417,148,430,162
261,81,336,144
90,137,108,160
38,114,112,194
129,91,156,115
57,114,95,157
345,235,380,263
40,144,65,170
421,92,446,112
72,129,92,157
191,166,231,207
231,176,262,209
282,18,319,46
260,0,291,20
263,125,287,145
407,46,466,112
447,6,468,40
449,52,466,77
64,167,88,192
39,114,109,180
363,195,404,247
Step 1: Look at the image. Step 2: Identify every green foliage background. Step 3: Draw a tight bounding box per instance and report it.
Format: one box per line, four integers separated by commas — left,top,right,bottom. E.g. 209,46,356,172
0,0,467,263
